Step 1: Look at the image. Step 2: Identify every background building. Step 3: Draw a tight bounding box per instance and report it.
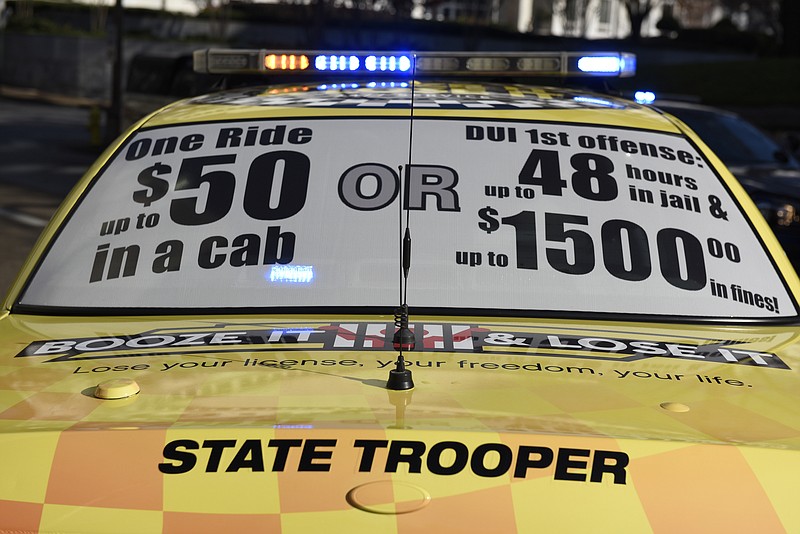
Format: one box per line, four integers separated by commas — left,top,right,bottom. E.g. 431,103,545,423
427,0,731,39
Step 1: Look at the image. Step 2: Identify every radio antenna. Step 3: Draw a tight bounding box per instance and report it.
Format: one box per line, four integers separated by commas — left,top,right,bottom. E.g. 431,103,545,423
387,53,416,391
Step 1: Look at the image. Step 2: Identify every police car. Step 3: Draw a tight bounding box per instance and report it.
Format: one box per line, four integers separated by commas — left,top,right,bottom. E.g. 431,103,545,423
647,97,800,269
1,50,798,532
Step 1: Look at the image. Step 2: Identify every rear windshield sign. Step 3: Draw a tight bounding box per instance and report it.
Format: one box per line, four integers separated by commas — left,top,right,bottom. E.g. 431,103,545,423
20,118,795,318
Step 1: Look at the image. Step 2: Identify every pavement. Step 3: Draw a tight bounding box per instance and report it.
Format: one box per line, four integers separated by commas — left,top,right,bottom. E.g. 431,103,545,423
0,93,102,296
0,183,62,295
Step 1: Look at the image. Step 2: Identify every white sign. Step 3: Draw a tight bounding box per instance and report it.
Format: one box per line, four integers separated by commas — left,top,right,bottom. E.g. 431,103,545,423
20,118,795,318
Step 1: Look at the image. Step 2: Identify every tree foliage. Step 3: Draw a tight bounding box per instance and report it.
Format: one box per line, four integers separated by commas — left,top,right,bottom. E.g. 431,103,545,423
780,0,800,54
554,0,592,37
269,0,800,54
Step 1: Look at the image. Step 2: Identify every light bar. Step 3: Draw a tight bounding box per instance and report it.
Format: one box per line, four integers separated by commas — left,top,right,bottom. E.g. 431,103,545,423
194,50,637,78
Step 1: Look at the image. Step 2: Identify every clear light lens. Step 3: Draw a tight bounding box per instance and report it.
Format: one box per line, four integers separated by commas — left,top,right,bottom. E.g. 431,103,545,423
517,57,560,72
416,57,459,71
466,57,510,71
206,52,251,71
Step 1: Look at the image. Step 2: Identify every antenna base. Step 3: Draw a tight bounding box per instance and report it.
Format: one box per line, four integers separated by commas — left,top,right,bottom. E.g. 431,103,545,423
392,328,415,350
386,367,415,390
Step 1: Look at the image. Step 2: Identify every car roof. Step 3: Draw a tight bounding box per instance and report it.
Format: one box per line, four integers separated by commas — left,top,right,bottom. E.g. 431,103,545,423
140,82,684,134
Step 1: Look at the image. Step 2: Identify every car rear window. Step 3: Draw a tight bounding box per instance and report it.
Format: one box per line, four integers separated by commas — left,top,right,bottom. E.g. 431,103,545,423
18,113,797,319
660,105,798,168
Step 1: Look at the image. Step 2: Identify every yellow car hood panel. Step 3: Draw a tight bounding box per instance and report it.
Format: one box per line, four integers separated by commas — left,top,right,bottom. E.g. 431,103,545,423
1,313,799,532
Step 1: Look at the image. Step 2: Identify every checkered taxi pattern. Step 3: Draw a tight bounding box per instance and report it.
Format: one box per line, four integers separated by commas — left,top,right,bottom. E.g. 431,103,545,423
1,319,799,532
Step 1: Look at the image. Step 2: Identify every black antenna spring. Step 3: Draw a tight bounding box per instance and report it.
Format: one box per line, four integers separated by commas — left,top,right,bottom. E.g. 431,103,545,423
393,304,415,350
387,303,415,390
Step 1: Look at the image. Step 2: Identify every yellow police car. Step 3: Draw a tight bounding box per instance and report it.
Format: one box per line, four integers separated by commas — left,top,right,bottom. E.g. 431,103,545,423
1,50,798,532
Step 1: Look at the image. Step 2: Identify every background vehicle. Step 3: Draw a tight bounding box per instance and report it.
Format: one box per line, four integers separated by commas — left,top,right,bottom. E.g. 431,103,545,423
2,51,799,533
652,99,800,267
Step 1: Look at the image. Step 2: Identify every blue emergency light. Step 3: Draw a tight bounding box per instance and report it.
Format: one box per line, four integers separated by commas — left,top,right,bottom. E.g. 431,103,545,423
268,265,314,284
366,55,413,72
315,55,360,71
634,90,657,104
194,49,637,78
